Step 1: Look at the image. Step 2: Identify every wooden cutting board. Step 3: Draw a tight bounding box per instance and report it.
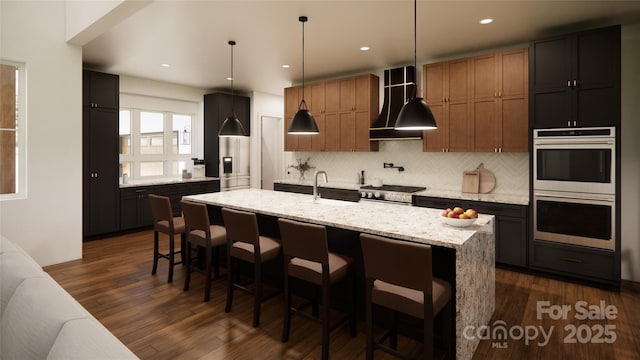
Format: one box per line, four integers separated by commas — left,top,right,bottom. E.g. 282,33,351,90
477,163,496,193
462,171,480,193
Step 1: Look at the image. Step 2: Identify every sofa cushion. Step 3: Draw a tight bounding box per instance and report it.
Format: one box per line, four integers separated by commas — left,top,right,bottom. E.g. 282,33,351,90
1,277,92,359
46,318,138,359
0,251,45,319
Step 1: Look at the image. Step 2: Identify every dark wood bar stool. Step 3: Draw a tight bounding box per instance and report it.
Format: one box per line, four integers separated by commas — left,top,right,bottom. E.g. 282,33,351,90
148,194,186,283
221,208,282,327
277,218,356,360
360,233,452,360
180,200,227,302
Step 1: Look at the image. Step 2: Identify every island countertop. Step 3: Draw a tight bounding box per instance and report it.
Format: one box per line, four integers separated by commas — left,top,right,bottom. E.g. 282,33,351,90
183,189,495,360
183,188,493,250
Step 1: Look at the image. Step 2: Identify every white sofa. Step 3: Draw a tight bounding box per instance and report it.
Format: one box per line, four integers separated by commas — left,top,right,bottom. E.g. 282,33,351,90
0,236,138,359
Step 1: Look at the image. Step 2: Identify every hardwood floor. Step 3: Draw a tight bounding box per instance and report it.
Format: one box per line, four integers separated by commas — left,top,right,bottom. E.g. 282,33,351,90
44,230,640,359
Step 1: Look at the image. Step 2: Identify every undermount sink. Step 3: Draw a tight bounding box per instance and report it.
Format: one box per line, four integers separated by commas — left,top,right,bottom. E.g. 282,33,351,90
312,198,354,207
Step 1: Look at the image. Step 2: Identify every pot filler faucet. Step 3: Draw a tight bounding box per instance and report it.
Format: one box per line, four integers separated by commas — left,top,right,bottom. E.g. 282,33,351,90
314,170,328,201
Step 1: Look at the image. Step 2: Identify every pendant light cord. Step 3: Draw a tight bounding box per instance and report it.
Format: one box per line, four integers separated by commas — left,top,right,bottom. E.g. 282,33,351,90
299,16,308,110
229,40,236,115
412,0,418,99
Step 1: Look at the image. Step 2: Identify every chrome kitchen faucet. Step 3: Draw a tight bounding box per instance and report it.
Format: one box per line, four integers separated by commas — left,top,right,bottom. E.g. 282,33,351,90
313,170,328,201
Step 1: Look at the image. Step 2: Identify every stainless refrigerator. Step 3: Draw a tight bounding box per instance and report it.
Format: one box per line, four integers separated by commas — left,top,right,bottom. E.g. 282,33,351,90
219,136,250,191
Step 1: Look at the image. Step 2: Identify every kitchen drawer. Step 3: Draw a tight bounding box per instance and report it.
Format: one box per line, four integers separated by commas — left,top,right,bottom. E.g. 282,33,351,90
530,239,616,281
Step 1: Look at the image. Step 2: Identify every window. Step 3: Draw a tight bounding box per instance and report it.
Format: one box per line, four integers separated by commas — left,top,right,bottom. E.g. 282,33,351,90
1,60,26,200
119,109,193,180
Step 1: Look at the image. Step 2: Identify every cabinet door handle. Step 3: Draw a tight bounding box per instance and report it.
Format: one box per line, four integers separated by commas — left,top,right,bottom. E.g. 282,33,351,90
567,120,571,127
573,120,577,127
567,80,571,87
573,80,577,87
498,91,502,97
561,257,584,264
494,92,497,97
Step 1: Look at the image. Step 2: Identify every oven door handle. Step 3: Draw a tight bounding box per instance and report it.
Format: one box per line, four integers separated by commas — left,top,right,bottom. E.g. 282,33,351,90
534,140,614,146
534,192,615,203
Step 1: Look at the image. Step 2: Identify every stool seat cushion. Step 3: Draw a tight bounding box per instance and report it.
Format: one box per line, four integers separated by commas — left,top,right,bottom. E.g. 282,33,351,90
371,277,451,319
230,235,281,263
289,253,350,285
155,217,185,234
187,225,227,248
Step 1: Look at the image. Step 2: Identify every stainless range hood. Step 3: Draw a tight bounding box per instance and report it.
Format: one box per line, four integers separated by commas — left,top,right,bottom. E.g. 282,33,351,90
369,66,423,140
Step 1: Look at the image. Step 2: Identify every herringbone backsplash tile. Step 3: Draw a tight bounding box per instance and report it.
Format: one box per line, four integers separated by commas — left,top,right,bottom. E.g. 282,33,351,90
285,140,529,195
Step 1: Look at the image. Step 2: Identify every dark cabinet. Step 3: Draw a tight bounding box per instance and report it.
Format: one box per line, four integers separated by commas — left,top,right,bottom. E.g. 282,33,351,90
530,25,620,128
273,183,360,202
413,196,528,267
83,70,119,110
83,70,120,238
204,93,250,177
529,239,617,285
120,187,154,230
120,180,220,230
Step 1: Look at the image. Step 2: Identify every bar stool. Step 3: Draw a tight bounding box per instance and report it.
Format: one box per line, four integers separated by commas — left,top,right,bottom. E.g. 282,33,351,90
221,208,282,327
180,200,227,302
277,218,356,360
148,194,185,283
360,233,452,360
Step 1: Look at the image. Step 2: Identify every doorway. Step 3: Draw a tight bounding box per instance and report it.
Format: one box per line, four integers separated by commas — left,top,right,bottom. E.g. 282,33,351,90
260,116,283,190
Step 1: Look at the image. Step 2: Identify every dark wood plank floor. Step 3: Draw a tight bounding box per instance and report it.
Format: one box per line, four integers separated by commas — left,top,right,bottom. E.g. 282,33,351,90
44,230,640,359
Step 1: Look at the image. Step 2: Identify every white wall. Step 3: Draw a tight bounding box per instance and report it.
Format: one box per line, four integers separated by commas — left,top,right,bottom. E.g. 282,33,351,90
620,24,640,282
0,1,83,266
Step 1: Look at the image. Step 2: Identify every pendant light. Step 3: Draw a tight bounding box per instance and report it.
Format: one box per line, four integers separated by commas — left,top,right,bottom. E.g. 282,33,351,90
287,16,319,135
219,40,247,137
395,0,437,131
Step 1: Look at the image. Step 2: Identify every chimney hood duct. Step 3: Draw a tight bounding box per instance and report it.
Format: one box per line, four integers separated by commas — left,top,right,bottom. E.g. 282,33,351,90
370,66,423,140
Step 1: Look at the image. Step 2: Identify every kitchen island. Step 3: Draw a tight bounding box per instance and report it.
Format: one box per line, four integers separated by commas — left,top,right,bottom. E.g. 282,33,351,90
183,189,495,360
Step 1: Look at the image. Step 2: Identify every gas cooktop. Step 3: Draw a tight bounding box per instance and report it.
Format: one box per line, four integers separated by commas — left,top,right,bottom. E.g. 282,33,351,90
359,184,427,203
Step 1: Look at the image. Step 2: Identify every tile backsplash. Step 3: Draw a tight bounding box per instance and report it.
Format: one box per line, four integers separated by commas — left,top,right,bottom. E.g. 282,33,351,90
285,140,529,196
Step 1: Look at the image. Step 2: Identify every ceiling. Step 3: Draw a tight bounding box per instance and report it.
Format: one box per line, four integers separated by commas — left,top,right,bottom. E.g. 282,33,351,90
82,1,640,96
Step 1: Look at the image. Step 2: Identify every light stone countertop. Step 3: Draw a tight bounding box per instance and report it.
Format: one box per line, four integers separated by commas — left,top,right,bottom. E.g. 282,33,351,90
414,189,529,206
120,177,220,188
183,188,495,360
274,179,529,205
183,189,493,250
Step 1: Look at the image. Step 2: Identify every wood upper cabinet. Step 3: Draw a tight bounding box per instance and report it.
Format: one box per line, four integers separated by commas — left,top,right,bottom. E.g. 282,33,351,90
284,74,378,152
473,48,529,152
530,25,620,128
423,59,471,152
423,48,528,153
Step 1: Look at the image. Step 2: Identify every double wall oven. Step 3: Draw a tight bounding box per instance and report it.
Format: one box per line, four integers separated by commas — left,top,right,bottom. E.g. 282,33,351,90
533,127,616,251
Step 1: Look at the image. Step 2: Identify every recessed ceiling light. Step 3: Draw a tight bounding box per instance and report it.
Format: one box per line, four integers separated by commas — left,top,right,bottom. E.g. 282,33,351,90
161,63,170,67
480,18,493,25
360,46,370,51
282,64,290,69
